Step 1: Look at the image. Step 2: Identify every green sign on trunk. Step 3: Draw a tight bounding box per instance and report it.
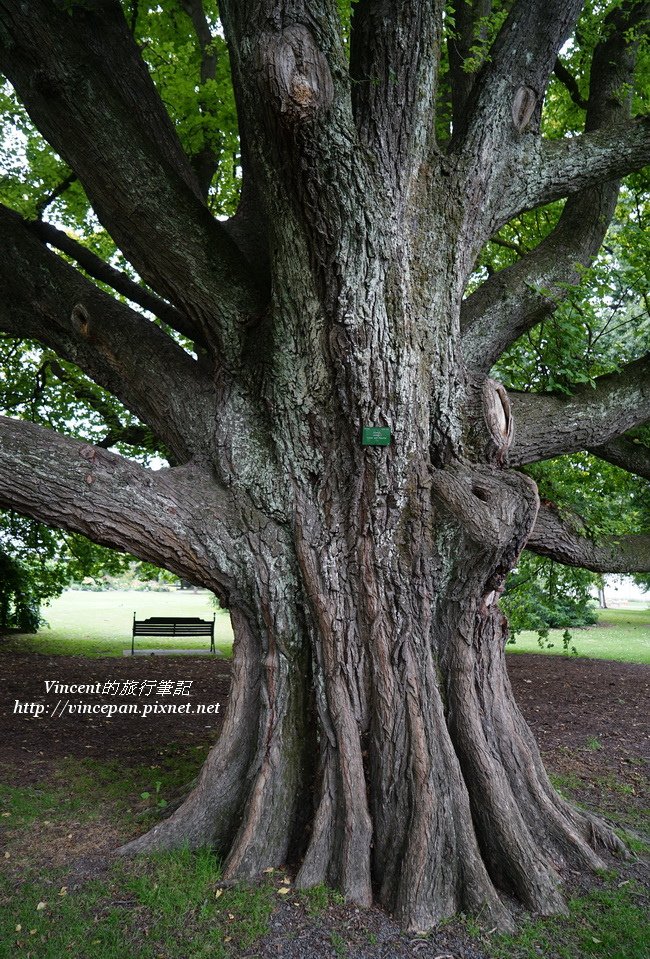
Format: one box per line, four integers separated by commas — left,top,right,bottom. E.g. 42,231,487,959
362,427,391,446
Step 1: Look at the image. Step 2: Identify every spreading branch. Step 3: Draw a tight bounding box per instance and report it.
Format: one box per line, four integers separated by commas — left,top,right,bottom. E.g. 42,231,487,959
588,434,650,481
34,171,77,220
462,2,650,237
0,204,214,464
462,1,645,376
516,116,650,218
509,355,650,466
0,416,240,592
0,0,263,340
27,219,200,343
350,0,443,184
461,185,618,377
454,0,583,142
451,0,584,250
218,0,364,290
528,502,650,572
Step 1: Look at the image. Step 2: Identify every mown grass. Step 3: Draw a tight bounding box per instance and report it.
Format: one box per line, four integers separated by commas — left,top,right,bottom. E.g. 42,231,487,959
507,607,650,663
488,881,650,959
3,591,649,662
1,765,276,958
3,590,234,658
0,745,211,839
55,747,211,826
2,763,648,959
0,780,84,827
0,849,276,959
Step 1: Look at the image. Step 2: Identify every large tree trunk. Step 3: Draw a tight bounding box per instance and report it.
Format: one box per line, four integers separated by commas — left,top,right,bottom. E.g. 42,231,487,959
120,232,623,929
120,473,622,931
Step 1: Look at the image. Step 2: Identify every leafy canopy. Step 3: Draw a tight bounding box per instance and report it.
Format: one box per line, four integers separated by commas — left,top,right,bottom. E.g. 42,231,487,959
0,0,648,625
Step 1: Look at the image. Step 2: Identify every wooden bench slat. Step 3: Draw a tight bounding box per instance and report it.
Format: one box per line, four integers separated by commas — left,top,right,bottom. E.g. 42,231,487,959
131,613,216,654
134,623,212,634
132,616,214,627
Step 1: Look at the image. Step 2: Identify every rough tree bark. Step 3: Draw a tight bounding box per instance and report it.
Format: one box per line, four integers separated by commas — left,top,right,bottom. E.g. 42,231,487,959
0,0,649,933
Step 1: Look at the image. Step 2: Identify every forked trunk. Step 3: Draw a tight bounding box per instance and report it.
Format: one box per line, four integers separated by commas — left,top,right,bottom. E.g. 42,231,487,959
122,478,622,931
121,240,623,929
111,11,622,927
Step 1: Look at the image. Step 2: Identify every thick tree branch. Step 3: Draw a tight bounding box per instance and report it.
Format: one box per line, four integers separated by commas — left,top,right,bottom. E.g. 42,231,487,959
509,355,650,466
27,219,200,344
462,2,645,376
454,0,583,143
454,2,650,254
218,0,365,294
450,0,584,235
527,502,650,572
517,116,650,217
461,185,618,377
350,0,443,185
0,416,240,592
0,0,264,342
221,128,271,290
588,434,650,481
0,204,214,464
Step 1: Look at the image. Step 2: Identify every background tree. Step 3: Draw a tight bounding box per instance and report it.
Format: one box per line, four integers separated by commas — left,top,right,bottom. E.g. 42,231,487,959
0,545,41,632
0,0,649,933
0,335,174,616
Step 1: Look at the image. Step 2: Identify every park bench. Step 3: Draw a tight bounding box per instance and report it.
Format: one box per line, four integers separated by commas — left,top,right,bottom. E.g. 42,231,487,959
131,614,216,655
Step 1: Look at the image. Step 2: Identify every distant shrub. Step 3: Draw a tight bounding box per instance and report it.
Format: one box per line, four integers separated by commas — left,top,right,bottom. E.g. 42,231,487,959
0,550,44,632
501,553,598,650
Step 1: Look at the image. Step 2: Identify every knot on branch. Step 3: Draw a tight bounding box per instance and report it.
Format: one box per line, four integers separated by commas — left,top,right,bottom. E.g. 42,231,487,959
71,302,90,336
483,379,514,465
260,24,334,123
431,464,538,559
511,85,537,133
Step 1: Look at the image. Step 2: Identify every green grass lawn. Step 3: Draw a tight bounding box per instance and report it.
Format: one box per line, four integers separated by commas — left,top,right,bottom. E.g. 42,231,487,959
2,591,649,663
1,772,648,959
2,589,234,657
507,607,650,664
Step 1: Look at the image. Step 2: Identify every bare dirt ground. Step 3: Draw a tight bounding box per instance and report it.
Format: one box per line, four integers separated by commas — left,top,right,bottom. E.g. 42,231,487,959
1,650,648,958
1,650,231,782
